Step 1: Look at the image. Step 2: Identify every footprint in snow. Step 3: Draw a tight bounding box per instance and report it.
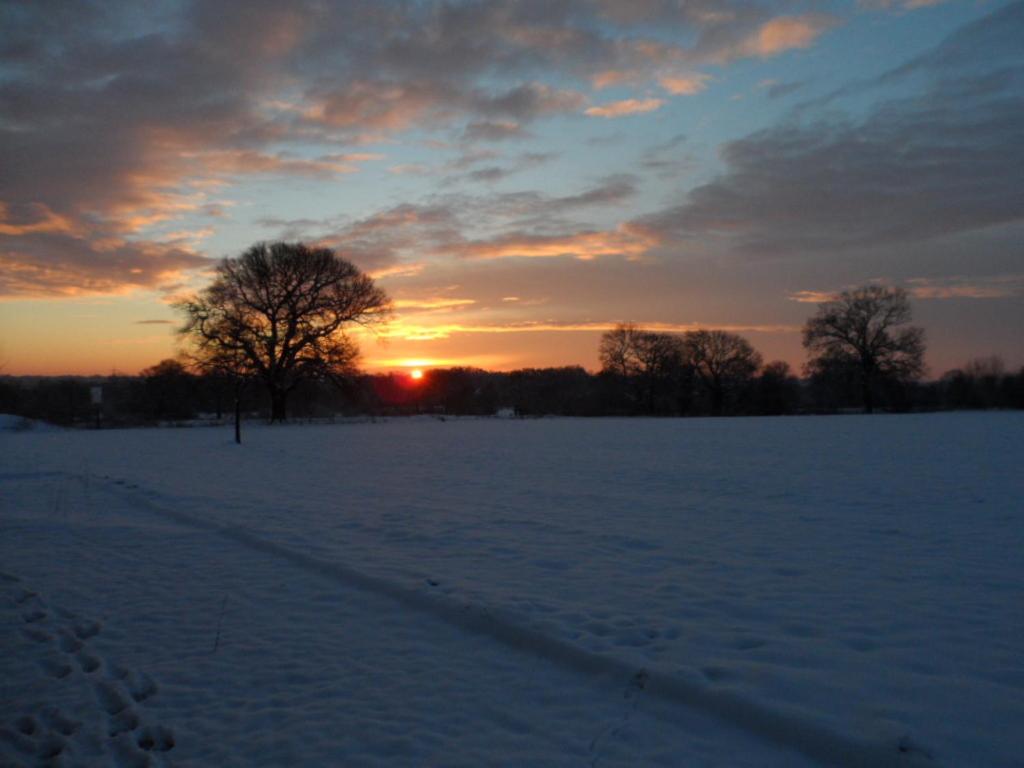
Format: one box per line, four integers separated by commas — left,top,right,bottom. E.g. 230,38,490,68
35,732,67,760
22,626,51,644
137,725,175,752
77,650,101,673
14,588,39,605
8,579,175,760
112,734,153,768
128,672,159,703
14,715,38,736
95,680,132,716
98,672,173,755
2,709,79,762
58,629,83,653
108,709,140,737
41,707,81,737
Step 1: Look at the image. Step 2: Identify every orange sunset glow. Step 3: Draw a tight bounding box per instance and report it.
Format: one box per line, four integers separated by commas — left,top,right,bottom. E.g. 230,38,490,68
0,1,1021,379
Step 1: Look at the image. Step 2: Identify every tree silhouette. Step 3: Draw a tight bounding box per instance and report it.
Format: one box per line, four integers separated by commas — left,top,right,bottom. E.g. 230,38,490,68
176,242,389,425
599,323,687,413
803,285,925,414
684,330,762,416
754,360,801,415
139,359,195,421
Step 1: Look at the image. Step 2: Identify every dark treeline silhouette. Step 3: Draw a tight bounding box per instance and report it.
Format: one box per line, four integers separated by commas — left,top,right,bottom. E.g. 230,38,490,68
2,354,1022,428
2,281,1020,426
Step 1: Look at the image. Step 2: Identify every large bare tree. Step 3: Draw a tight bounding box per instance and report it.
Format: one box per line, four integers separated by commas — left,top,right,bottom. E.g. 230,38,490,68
684,330,762,416
176,242,389,424
802,285,925,413
599,323,687,413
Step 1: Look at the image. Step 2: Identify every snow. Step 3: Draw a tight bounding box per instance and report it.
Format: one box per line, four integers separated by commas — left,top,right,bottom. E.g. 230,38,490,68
2,413,1021,766
0,414,62,432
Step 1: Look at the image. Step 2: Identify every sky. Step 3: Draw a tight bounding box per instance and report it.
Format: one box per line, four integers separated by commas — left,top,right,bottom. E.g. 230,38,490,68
1,0,1022,377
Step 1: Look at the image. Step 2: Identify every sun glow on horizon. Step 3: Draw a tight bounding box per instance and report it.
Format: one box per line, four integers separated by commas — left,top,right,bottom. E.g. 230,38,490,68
410,368,424,380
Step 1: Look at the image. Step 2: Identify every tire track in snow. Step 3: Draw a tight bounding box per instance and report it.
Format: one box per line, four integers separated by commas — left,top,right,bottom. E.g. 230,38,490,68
83,472,934,768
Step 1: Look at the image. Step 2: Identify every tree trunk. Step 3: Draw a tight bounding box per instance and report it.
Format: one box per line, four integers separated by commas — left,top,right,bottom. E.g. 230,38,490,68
862,367,874,414
711,385,724,417
270,388,288,422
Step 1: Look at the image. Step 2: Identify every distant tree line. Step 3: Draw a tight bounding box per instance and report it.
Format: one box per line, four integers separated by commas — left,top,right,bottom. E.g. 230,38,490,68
2,254,1021,427
2,353,1022,428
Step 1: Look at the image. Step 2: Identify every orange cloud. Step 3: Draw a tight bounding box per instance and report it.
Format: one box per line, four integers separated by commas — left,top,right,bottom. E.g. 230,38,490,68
374,319,800,342
658,73,712,95
906,275,1024,299
159,226,216,245
791,275,1024,304
0,203,81,236
591,70,634,89
306,80,451,132
0,248,204,298
585,98,665,118
393,297,477,310
450,228,656,261
729,15,836,59
787,290,836,303
369,263,426,280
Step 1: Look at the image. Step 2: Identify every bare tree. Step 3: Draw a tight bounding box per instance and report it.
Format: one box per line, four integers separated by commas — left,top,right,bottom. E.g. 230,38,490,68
802,285,925,413
598,323,643,378
684,330,762,416
182,337,254,443
175,242,389,426
941,355,1007,410
139,359,195,422
599,323,687,413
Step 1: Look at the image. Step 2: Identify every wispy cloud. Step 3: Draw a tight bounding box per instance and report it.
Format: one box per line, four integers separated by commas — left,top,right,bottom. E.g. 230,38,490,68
789,274,1024,303
906,275,1024,300
758,79,807,99
787,290,836,304
585,98,665,118
658,73,712,96
724,15,837,60
377,319,800,341
451,228,654,262
393,297,477,311
629,3,1024,257
860,0,949,10
462,121,531,142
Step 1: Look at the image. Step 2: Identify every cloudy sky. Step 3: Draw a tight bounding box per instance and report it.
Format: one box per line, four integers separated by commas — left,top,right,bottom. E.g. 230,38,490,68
1,0,1022,376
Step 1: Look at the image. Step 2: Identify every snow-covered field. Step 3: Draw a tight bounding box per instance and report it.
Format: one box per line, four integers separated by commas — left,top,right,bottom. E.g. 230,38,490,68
2,413,1021,767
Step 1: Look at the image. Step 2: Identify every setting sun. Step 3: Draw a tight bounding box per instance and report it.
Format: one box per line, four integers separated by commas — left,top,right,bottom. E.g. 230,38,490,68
410,369,424,380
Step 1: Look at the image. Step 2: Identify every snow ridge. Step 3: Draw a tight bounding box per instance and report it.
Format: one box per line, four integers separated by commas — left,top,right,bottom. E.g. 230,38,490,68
92,471,933,768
